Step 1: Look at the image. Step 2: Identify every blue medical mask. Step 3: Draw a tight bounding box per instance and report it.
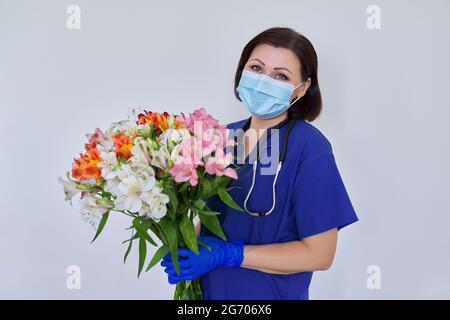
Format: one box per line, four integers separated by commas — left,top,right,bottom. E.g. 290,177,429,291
236,69,303,119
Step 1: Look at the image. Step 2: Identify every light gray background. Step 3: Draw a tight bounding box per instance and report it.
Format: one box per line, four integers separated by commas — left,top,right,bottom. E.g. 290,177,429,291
1,0,449,299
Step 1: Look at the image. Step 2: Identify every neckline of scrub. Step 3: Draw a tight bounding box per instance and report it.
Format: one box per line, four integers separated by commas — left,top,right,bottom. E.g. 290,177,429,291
235,116,293,165
240,116,291,132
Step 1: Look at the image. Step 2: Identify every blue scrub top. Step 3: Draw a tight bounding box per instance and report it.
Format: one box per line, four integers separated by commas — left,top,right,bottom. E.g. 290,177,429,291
199,116,359,300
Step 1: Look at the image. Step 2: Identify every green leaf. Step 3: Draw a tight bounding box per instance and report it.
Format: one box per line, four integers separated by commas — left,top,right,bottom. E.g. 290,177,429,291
215,175,232,189
174,282,182,300
201,178,213,197
193,199,206,211
181,288,190,300
164,185,178,212
198,238,212,251
195,177,210,199
179,182,189,192
179,214,199,254
91,211,109,243
138,237,147,277
122,231,140,244
198,211,227,241
148,223,164,243
159,218,180,275
199,210,221,216
132,218,158,246
123,230,134,264
95,198,114,207
217,187,243,212
146,245,170,272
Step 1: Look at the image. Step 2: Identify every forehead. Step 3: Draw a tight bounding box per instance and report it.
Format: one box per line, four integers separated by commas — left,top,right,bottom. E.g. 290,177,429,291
247,43,301,70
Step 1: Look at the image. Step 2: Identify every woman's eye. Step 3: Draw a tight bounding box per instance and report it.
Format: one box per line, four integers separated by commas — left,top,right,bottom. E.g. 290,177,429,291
250,65,262,72
276,74,288,81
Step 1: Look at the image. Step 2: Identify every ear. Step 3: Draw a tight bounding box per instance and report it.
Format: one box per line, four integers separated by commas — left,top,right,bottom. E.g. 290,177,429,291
295,77,312,98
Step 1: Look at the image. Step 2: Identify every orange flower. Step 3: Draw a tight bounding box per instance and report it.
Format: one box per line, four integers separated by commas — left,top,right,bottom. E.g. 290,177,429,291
137,110,185,131
72,143,102,182
112,132,132,160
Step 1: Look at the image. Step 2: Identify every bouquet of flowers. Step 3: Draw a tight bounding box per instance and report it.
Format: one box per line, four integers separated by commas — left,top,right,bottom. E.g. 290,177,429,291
58,107,242,300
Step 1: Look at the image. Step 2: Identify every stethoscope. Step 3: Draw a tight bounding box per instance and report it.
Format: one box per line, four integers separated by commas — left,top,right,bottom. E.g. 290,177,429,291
237,118,296,217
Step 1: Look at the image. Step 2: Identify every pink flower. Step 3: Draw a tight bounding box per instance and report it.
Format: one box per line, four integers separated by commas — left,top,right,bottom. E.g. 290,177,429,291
169,136,204,186
188,107,219,133
169,156,199,186
200,128,221,157
205,148,238,179
196,123,233,157
179,136,204,166
86,128,105,146
175,112,189,127
170,108,238,185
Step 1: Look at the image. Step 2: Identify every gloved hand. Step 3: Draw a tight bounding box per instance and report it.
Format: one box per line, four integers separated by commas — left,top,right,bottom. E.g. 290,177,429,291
160,236,244,285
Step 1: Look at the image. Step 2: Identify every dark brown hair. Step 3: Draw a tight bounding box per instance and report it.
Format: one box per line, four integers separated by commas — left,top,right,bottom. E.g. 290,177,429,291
234,27,322,121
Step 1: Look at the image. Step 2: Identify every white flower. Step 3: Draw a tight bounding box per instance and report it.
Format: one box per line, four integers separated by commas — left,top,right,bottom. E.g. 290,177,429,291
108,119,133,133
177,128,191,140
76,178,97,186
140,186,170,221
104,164,140,197
150,144,180,169
129,156,155,181
114,174,156,213
97,133,114,152
126,106,144,123
79,196,110,229
117,164,134,179
58,172,81,204
106,107,142,137
125,124,139,138
104,177,120,194
98,151,119,180
127,138,156,179
159,129,182,148
130,137,151,164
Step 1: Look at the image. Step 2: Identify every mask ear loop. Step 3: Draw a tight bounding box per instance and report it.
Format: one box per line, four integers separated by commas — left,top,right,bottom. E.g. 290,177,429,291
288,81,304,107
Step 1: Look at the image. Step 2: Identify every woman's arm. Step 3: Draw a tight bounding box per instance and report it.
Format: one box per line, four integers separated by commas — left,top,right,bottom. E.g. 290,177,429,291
241,228,338,275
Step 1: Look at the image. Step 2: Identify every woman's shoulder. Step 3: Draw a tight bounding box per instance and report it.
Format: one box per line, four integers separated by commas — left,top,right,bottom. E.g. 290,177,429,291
224,116,334,160
225,118,248,130
292,118,334,161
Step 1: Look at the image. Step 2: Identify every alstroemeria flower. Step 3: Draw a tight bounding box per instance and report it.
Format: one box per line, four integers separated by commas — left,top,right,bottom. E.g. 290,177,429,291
98,150,119,180
112,132,133,160
169,155,199,186
187,107,219,133
115,174,156,213
151,145,180,170
79,195,111,229
58,171,82,204
86,128,105,146
71,143,102,182
205,148,238,179
140,186,170,221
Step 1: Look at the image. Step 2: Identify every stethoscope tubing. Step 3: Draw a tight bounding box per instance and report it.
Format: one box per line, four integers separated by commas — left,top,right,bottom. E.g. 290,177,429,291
242,118,296,217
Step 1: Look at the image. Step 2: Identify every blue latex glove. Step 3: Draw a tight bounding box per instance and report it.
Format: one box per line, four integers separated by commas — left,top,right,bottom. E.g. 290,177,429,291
160,236,244,285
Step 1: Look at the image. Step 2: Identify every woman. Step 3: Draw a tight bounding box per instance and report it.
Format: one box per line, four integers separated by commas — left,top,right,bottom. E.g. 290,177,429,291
161,27,359,299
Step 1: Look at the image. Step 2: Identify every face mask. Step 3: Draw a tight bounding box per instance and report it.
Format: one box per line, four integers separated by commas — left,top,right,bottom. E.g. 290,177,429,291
236,69,303,119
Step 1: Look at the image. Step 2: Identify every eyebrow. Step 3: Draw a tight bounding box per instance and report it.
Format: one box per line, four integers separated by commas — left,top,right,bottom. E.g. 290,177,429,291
249,58,293,75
